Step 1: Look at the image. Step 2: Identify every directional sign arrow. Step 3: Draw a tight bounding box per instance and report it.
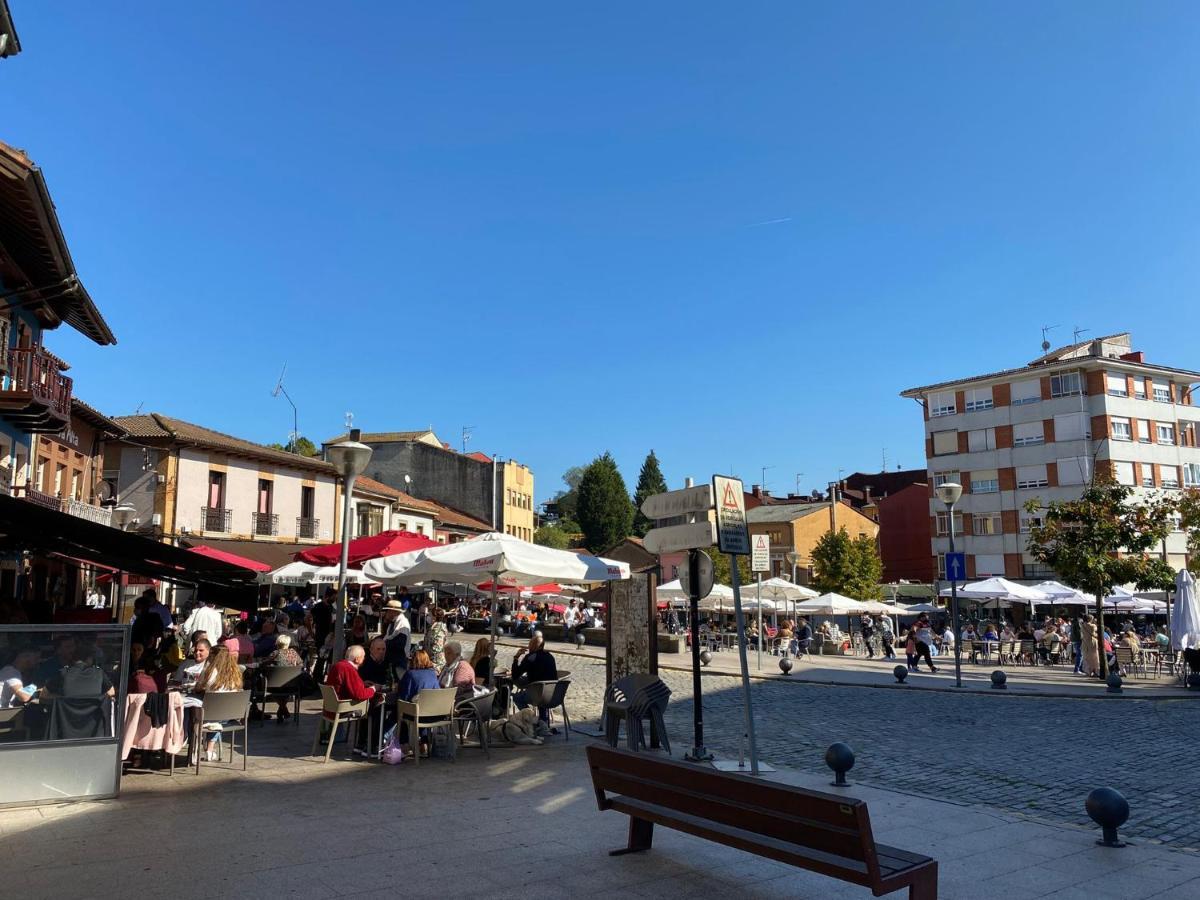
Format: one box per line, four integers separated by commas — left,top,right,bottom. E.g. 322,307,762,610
640,484,714,521
643,520,717,555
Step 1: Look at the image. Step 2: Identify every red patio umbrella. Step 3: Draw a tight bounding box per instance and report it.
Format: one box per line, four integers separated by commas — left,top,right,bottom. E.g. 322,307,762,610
294,530,438,567
188,545,272,573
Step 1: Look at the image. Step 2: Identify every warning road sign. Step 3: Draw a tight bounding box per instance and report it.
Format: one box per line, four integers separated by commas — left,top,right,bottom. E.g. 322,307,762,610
712,475,750,555
751,534,770,572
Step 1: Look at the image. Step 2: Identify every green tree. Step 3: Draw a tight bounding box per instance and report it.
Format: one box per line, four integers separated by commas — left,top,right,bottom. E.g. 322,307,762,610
553,465,586,524
576,453,634,553
631,450,669,537
1025,479,1176,678
268,435,319,457
534,524,571,549
809,527,882,598
707,546,752,586
1177,488,1200,576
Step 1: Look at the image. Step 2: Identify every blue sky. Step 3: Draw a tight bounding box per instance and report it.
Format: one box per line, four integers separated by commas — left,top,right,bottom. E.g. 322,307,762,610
7,3,1199,503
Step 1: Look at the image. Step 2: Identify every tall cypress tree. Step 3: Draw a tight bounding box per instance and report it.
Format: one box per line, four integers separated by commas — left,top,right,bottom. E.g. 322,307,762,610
632,450,669,537
577,452,635,553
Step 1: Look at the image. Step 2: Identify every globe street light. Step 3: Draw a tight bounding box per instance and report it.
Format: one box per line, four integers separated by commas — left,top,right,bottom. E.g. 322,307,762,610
327,439,373,659
934,482,963,688
110,502,137,531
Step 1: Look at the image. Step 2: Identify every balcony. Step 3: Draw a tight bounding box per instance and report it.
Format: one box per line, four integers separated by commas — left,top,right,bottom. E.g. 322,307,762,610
14,484,62,511
64,497,113,526
201,506,231,533
251,511,278,537
0,347,73,433
297,516,319,539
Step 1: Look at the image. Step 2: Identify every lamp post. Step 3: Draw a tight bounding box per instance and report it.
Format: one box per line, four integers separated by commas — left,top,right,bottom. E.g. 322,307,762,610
934,482,964,688
327,438,373,661
110,503,137,531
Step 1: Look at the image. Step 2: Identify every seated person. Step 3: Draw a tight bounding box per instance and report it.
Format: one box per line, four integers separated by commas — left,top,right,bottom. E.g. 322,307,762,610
128,652,164,694
791,619,812,656
438,640,476,703
262,634,304,721
253,619,280,659
397,649,442,759
34,635,78,686
1,646,42,707
469,638,494,685
172,638,212,686
512,632,558,723
1121,630,1141,654
46,646,115,699
326,645,377,757
358,638,391,687
222,621,256,664
1156,626,1171,651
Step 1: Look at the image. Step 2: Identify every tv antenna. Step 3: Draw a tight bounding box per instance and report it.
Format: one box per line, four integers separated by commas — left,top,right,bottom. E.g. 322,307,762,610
462,425,474,453
271,364,299,453
795,472,804,495
1040,324,1059,353
760,465,774,492
1072,326,1090,346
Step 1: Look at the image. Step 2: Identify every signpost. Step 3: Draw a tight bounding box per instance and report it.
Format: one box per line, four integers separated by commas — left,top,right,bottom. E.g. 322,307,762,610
710,475,761,775
751,534,770,670
640,484,714,521
945,552,965,583
678,549,714,600
643,520,716,556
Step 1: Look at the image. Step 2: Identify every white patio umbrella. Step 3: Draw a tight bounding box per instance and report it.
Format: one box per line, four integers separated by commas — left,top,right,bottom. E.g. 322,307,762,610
361,532,630,685
261,560,318,586
901,602,942,614
656,579,690,607
754,577,819,617
1031,580,1090,604
939,577,1051,607
311,565,375,585
794,592,871,616
1172,569,1200,650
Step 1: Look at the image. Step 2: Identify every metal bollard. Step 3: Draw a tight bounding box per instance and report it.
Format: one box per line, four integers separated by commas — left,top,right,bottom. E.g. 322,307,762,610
1086,787,1129,847
825,742,855,787
991,670,1007,690
893,665,908,684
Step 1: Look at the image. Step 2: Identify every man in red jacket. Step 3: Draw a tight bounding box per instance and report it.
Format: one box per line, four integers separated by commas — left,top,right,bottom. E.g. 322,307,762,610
325,645,376,758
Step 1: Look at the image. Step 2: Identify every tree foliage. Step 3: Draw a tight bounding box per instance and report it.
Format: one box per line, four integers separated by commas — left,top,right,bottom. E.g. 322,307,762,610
1025,479,1176,676
534,524,571,549
552,465,586,524
268,435,319,457
576,453,634,553
1177,488,1200,576
631,450,669,537
706,546,752,586
810,528,883,599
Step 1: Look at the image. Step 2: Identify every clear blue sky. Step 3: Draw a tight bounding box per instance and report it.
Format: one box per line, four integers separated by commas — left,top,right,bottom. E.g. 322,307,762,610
7,3,1199,503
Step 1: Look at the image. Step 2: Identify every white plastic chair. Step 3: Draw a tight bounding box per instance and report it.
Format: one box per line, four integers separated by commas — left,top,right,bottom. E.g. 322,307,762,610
395,687,458,765
311,683,369,763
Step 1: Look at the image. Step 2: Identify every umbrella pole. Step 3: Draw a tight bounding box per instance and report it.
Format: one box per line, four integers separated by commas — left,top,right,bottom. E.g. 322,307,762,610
729,559,760,775
487,574,499,689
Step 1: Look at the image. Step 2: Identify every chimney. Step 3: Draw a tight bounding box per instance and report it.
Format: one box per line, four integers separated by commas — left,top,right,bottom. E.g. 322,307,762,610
1120,351,1145,364
349,428,361,442
828,481,838,532
752,485,763,499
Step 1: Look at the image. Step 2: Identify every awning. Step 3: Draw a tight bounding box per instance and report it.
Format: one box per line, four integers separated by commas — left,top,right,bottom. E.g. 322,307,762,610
0,494,258,608
188,544,272,573
294,530,439,567
178,536,311,570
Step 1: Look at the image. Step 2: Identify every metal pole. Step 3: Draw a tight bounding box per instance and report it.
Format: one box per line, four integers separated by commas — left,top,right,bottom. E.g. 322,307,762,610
730,559,760,774
756,572,763,671
1164,535,1173,648
487,574,499,688
949,501,962,688
333,473,356,662
685,548,709,761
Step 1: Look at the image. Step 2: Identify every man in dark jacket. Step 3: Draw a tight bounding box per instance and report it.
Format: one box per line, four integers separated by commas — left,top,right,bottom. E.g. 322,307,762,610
512,632,558,724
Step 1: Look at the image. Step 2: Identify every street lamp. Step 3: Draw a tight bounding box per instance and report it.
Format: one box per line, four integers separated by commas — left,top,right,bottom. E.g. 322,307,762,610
111,503,137,531
934,482,964,688
327,439,373,660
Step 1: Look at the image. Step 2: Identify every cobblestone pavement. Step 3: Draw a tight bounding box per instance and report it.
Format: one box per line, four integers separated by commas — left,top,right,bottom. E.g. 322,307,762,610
555,653,1200,850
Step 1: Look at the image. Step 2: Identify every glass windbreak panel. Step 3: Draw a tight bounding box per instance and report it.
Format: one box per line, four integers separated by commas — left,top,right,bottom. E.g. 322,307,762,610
0,627,126,746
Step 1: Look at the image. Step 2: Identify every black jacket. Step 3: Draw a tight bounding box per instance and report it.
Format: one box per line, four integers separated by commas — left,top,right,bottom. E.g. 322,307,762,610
513,649,557,686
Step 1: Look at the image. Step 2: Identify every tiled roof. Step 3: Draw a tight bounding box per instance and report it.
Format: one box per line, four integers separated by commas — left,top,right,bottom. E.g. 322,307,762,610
0,1,20,58
900,355,1200,397
324,430,438,445
71,398,123,435
466,451,492,463
1026,332,1129,366
113,414,336,474
746,502,832,524
353,476,441,514
429,503,492,532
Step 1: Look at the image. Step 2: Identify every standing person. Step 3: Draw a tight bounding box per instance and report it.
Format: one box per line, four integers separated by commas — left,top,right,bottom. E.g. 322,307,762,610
859,613,875,658
913,616,938,673
312,589,336,650
1079,616,1101,677
878,616,896,660
1071,616,1084,674
425,607,449,667
563,600,578,642
380,599,411,678
182,598,224,648
144,589,174,631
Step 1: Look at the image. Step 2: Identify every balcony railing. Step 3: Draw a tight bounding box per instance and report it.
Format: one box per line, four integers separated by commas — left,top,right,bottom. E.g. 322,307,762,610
4,347,73,419
297,516,320,539
251,511,278,536
201,506,232,533
14,484,63,511
0,466,10,497
64,497,113,526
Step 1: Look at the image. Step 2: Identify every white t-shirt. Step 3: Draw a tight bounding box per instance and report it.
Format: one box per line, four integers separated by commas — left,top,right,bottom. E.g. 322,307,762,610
564,607,577,628
941,628,955,647
174,659,206,684
0,665,31,708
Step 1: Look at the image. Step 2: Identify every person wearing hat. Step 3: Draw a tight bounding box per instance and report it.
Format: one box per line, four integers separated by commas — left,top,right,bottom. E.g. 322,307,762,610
381,598,411,679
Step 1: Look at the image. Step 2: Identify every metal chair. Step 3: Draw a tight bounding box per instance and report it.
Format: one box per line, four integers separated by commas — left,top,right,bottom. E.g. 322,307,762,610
604,675,671,753
395,687,458,765
254,665,304,726
453,689,496,757
195,690,251,774
525,677,572,739
311,683,368,763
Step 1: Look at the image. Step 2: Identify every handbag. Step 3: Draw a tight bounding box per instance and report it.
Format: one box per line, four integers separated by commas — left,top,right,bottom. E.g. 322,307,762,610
380,727,405,765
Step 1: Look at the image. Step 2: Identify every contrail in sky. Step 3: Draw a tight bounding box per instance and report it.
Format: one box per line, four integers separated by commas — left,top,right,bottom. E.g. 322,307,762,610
746,216,793,228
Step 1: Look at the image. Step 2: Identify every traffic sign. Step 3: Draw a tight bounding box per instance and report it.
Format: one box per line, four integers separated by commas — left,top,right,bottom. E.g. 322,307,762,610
751,534,770,572
945,552,966,582
640,484,714,521
712,475,750,555
678,550,714,600
643,520,717,555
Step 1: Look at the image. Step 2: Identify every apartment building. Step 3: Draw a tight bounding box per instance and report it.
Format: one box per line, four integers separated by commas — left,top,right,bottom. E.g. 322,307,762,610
350,475,437,539
900,333,1200,581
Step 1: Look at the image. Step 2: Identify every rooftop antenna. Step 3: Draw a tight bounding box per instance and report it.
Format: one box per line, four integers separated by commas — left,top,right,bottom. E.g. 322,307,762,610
881,448,888,472
1041,324,1059,353
344,411,354,430
462,425,474,453
795,472,804,495
134,401,144,415
271,363,299,453
1072,326,1089,346
761,464,774,493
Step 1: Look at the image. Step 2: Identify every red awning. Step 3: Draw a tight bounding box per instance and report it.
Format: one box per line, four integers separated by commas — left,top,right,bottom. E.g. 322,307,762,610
189,545,272,573
294,530,439,567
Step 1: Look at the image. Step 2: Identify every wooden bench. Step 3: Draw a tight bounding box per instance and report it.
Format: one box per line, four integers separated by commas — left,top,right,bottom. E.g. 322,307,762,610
586,745,937,899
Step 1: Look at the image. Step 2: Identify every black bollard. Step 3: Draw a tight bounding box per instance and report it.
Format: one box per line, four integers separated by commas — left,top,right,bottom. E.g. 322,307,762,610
825,742,855,787
991,670,1007,690
575,633,586,649
1106,671,1123,694
893,664,908,684
1085,788,1129,847
779,657,793,676
700,650,712,667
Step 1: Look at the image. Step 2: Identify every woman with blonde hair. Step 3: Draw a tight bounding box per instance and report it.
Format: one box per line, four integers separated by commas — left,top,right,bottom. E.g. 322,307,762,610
469,637,493,684
397,649,441,760
195,645,244,760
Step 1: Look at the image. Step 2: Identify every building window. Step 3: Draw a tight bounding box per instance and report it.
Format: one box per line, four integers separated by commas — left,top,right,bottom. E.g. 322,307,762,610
1135,381,1147,401
935,512,963,536
1016,465,1049,489
1013,422,1044,447
972,469,999,493
1111,418,1132,441
973,512,1002,535
967,428,996,452
1153,380,1172,403
1019,515,1043,533
936,553,946,579
1106,372,1128,397
1053,412,1089,441
1143,466,1156,488
933,470,960,488
929,391,956,417
1182,422,1197,447
258,479,273,515
932,430,958,456
1050,370,1083,398
1156,423,1176,445
1185,464,1200,488
1057,457,1091,486
1138,419,1152,444
975,554,1005,576
1112,461,1135,486
1011,379,1041,405
208,471,225,509
1023,562,1058,579
965,387,994,411
1161,466,1180,489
